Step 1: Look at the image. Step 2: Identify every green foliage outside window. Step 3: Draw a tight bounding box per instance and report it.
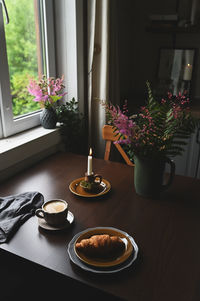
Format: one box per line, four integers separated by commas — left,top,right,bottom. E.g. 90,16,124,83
4,0,41,117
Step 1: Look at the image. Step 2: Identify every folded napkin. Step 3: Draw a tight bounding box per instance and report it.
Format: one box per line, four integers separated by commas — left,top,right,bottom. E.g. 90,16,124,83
0,191,44,243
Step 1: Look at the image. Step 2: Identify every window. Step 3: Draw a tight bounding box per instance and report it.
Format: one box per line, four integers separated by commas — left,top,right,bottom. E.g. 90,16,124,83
0,0,55,138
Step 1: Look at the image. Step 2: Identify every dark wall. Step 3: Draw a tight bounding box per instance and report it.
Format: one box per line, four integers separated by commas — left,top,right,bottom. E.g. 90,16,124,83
116,0,200,110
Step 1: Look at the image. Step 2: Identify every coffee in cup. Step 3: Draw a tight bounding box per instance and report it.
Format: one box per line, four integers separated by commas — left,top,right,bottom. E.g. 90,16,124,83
43,201,66,213
35,199,68,226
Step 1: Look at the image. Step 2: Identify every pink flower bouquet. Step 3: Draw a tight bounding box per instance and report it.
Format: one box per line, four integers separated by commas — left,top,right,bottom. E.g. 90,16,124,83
27,75,67,109
103,81,199,160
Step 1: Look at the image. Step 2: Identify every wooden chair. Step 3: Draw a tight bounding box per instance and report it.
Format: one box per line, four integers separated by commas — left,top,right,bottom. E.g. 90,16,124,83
102,125,134,166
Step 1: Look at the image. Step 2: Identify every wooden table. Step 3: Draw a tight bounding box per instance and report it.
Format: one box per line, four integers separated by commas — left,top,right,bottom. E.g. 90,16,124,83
0,152,200,301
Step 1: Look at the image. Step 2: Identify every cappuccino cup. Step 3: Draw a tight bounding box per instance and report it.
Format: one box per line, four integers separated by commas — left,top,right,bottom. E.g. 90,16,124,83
35,199,68,226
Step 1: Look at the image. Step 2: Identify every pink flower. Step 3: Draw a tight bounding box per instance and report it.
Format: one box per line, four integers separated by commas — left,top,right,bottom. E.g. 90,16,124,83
27,75,67,108
167,92,172,99
102,86,194,158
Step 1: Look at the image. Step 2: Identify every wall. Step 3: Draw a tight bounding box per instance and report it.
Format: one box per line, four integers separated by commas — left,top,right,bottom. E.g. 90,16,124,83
54,0,85,115
116,0,200,107
116,0,200,178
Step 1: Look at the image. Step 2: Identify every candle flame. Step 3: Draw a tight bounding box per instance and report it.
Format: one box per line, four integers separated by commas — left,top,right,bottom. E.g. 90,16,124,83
89,148,92,156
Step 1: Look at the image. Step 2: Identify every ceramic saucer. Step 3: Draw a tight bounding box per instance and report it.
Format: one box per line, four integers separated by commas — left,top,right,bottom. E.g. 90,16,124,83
37,211,74,231
69,177,111,197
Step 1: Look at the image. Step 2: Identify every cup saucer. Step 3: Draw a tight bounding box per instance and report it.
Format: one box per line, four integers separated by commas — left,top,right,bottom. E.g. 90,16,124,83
37,211,74,231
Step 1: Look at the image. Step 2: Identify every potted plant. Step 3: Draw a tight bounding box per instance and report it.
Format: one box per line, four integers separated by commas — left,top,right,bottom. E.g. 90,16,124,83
27,75,66,129
103,81,200,198
56,98,87,154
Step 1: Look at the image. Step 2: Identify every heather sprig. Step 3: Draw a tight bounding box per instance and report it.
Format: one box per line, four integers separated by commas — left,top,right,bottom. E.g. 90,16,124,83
103,81,200,159
27,75,67,109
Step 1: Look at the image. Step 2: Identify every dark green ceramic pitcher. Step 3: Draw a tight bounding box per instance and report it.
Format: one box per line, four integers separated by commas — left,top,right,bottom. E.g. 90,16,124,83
134,155,175,198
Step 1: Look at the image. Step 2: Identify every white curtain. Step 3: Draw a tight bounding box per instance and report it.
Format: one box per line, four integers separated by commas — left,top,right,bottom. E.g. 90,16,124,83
87,0,109,158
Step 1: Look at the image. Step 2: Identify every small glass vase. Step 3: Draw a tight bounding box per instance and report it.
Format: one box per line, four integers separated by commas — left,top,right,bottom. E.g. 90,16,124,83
40,108,57,129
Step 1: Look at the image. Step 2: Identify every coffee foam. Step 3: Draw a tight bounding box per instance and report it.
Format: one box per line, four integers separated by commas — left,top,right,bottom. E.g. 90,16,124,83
44,201,66,213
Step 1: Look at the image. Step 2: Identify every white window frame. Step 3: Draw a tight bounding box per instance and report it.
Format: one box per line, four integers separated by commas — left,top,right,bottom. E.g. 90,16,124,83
0,0,56,138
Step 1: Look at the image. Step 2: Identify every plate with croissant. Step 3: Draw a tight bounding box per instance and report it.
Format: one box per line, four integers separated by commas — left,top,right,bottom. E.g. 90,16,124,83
68,227,138,273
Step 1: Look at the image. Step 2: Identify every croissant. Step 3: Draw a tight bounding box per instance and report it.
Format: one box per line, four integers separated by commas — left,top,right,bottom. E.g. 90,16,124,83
75,234,125,259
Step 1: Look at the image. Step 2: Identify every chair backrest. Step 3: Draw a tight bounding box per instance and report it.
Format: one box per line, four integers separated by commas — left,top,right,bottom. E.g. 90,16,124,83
102,125,134,166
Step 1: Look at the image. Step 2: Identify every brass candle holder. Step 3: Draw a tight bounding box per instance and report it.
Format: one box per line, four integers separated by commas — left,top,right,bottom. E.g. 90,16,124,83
80,172,102,192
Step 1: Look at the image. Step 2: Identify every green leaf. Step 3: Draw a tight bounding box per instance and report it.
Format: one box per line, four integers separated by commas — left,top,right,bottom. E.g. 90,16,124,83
50,95,63,102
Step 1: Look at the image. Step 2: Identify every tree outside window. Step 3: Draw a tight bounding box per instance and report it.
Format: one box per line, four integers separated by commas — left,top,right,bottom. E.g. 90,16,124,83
4,0,42,117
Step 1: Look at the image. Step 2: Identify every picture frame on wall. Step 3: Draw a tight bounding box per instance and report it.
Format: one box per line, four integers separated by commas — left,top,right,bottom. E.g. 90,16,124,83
156,48,196,98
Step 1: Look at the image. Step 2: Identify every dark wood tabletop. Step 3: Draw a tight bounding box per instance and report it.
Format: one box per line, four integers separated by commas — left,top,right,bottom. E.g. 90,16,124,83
0,152,200,301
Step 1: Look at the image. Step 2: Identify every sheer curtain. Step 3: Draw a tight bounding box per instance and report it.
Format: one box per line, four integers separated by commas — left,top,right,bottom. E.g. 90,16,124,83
87,0,109,158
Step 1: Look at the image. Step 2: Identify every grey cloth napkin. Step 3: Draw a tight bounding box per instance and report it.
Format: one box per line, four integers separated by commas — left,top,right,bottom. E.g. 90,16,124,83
0,191,44,243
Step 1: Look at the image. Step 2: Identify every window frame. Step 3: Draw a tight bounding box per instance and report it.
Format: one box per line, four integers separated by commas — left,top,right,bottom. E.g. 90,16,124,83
0,0,56,138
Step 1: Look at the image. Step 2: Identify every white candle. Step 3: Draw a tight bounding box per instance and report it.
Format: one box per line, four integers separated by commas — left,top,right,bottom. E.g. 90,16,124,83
183,64,193,81
87,148,93,175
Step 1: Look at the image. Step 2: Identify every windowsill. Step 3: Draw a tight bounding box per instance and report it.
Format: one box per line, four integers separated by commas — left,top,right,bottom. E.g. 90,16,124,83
0,126,60,154
0,126,62,182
